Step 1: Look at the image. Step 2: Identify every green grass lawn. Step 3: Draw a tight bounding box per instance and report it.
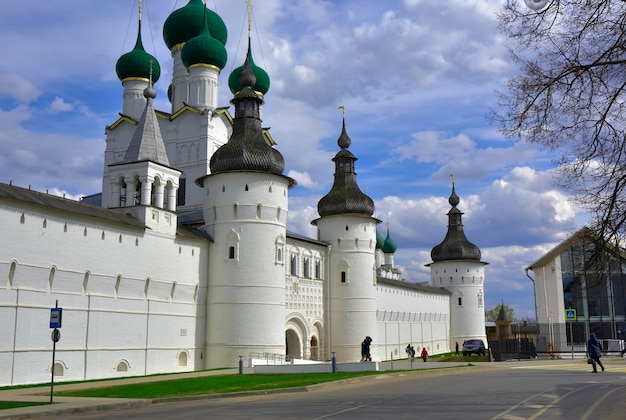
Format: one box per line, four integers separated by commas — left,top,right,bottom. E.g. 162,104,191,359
0,401,49,410
56,371,387,399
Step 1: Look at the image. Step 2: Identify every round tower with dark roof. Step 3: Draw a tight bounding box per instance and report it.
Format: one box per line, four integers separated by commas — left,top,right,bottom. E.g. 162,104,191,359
196,54,295,368
312,113,380,362
427,179,488,349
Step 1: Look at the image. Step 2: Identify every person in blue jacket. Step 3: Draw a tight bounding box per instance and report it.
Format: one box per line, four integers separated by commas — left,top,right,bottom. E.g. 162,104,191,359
587,333,605,373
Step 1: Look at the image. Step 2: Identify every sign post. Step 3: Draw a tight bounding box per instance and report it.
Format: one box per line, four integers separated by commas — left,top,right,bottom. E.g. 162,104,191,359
49,300,62,403
565,308,577,360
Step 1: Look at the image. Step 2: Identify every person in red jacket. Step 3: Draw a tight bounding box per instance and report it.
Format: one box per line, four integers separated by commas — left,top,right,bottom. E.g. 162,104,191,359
421,347,428,362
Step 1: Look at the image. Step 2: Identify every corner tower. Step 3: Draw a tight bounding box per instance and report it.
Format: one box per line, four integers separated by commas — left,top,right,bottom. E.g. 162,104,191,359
196,55,295,367
427,179,487,348
312,112,380,362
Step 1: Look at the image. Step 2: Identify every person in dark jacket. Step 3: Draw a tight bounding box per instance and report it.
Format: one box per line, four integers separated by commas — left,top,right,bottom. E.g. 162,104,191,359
361,336,372,362
587,333,605,373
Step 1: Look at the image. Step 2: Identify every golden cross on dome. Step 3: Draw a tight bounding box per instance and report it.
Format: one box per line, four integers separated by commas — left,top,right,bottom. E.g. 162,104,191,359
338,105,345,118
247,0,253,38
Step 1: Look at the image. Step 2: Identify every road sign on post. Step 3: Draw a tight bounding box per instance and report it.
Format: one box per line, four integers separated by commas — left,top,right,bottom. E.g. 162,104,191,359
50,307,62,329
565,309,577,321
49,301,62,403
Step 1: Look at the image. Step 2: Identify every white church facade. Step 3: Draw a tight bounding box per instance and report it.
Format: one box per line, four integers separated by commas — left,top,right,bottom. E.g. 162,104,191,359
0,0,488,386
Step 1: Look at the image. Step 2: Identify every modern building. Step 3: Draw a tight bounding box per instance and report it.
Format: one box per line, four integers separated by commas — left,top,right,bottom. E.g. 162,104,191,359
0,0,488,386
526,227,626,355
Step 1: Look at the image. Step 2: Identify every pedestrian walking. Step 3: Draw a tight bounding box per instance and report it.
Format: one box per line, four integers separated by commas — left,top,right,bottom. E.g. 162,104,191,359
406,344,415,362
587,333,605,373
421,347,428,362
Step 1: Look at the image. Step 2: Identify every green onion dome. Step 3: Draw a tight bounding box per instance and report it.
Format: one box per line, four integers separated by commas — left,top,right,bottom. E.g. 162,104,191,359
382,231,397,254
163,0,227,51
228,41,270,95
181,15,227,70
116,21,161,83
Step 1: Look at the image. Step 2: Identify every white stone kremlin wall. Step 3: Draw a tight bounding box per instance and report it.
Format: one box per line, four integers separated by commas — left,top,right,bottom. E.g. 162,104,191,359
375,282,450,360
430,260,487,346
201,172,290,367
316,215,378,362
0,201,208,386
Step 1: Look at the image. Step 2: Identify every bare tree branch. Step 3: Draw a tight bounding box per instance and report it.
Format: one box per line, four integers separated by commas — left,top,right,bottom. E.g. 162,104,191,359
492,0,626,245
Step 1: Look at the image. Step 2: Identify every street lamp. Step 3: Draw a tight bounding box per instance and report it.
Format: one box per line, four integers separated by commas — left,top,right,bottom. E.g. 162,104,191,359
524,0,550,11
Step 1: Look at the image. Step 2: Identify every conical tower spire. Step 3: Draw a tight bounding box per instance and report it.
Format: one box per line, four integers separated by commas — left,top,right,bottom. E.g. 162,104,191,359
121,62,170,166
431,176,481,262
317,107,374,217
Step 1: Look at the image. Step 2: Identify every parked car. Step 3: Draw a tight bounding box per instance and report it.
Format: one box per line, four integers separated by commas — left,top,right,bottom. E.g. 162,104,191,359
463,339,486,356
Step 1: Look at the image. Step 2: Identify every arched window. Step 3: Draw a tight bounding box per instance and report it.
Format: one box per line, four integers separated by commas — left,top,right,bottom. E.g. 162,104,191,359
8,261,17,288
52,363,64,377
116,360,129,372
178,351,188,367
48,266,56,290
290,255,297,276
226,229,240,262
303,258,310,278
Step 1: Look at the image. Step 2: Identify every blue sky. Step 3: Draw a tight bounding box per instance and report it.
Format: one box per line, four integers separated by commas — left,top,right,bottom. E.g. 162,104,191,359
0,0,581,319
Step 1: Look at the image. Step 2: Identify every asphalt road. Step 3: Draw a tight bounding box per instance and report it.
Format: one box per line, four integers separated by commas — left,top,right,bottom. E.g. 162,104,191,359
51,363,626,419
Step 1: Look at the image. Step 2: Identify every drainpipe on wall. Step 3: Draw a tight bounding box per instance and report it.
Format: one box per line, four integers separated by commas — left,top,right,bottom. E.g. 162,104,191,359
525,268,539,325
326,244,332,361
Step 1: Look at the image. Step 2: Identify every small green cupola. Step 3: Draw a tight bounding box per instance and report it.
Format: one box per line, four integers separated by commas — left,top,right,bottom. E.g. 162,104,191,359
163,0,227,51
116,19,161,83
229,39,270,96
382,229,397,254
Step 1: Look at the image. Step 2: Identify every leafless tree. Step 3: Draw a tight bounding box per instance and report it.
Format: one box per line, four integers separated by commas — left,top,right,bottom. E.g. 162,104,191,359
493,0,626,246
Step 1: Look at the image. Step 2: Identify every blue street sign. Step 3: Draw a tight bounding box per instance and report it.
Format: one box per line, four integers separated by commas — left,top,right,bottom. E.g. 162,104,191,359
565,309,577,321
50,307,62,328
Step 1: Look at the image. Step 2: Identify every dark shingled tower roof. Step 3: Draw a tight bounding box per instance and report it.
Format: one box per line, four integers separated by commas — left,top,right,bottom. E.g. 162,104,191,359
431,181,481,262
316,117,375,217
208,54,285,176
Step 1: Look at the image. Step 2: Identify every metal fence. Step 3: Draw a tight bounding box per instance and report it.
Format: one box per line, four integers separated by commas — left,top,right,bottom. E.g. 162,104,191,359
489,322,626,361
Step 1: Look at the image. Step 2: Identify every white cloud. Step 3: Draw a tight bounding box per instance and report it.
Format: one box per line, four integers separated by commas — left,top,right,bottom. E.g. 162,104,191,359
49,97,74,113
287,170,320,189
0,73,40,103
